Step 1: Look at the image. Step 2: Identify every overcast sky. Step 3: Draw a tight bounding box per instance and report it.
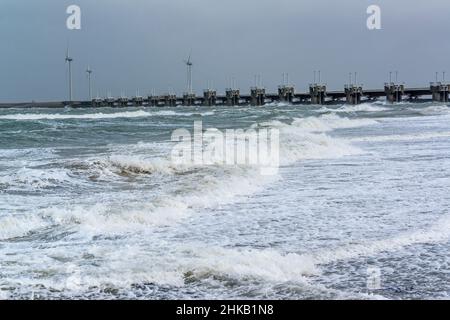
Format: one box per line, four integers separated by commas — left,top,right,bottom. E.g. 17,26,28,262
1,0,450,102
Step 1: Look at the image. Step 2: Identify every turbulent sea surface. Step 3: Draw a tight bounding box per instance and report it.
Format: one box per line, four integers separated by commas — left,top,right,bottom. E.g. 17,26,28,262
0,101,449,300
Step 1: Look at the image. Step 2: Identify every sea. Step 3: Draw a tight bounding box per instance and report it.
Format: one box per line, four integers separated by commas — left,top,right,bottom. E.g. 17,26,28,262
0,101,449,300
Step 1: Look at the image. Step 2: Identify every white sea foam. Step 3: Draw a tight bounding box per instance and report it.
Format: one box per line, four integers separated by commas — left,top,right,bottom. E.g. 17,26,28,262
290,114,378,132
5,210,448,293
256,114,378,132
337,103,390,112
0,290,9,300
106,114,370,179
264,102,291,108
280,133,362,165
2,103,449,299
39,161,278,234
351,131,450,143
312,214,450,265
0,110,153,120
43,200,191,234
0,214,49,240
0,167,78,190
0,113,374,238
108,155,193,175
10,245,318,291
253,114,374,164
317,103,389,113
83,246,317,288
185,247,318,283
0,110,215,121
155,110,215,117
415,105,450,116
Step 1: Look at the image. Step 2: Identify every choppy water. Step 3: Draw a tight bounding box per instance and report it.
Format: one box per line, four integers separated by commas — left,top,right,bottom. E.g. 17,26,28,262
0,101,449,300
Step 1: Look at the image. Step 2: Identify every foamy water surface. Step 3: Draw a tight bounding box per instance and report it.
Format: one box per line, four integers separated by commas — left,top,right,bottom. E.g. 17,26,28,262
0,103,449,300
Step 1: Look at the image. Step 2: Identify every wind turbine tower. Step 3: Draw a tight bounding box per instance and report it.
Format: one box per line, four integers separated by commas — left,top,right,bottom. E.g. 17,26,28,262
184,53,193,94
65,48,74,102
86,66,93,101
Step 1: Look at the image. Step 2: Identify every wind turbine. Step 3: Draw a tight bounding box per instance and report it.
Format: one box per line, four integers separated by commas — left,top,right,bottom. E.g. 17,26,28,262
65,47,74,102
86,66,93,101
184,52,193,94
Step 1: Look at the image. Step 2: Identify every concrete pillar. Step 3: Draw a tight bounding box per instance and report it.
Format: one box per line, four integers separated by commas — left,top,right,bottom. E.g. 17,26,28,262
92,98,104,107
226,89,240,106
345,85,363,105
250,87,266,106
161,95,176,107
384,83,404,103
118,97,129,107
278,86,295,103
203,90,217,106
106,98,115,107
133,96,143,106
309,84,327,105
147,96,159,107
182,93,196,106
430,82,449,102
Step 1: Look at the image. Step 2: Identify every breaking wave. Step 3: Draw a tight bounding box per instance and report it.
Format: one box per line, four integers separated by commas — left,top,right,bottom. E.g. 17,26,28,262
317,103,389,113
313,213,450,265
183,247,317,283
107,155,194,175
0,110,215,121
0,167,81,191
36,165,278,236
253,114,377,164
351,131,450,143
0,110,153,120
415,105,450,116
0,112,378,240
0,214,49,241
154,110,215,117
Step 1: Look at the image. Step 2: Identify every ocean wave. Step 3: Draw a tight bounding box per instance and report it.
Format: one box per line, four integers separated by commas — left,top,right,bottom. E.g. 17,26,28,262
36,164,278,234
0,242,386,299
105,114,369,176
108,155,194,175
4,245,317,292
0,110,215,121
280,133,362,165
184,247,317,283
292,114,378,132
154,110,215,117
253,114,374,164
42,199,191,234
0,152,278,237
0,214,49,240
351,131,450,143
415,105,450,116
0,110,153,120
255,114,378,132
69,154,199,179
318,103,390,113
0,167,80,191
312,214,450,265
0,113,374,236
263,102,292,108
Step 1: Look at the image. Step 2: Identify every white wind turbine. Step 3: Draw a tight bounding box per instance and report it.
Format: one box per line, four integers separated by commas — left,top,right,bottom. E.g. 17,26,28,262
86,66,93,101
184,53,193,94
65,47,74,102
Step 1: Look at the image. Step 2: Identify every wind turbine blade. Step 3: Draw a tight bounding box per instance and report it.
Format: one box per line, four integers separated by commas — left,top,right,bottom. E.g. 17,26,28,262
187,50,192,64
